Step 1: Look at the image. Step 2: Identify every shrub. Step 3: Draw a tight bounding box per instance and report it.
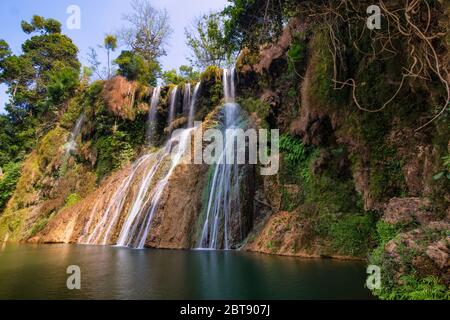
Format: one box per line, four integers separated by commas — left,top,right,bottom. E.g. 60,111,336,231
374,275,450,300
330,214,375,256
0,162,22,211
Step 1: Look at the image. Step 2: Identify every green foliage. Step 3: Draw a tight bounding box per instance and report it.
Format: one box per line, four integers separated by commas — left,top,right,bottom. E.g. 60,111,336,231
223,0,298,52
104,34,117,51
161,65,200,85
95,131,135,181
0,16,80,169
287,33,307,73
28,216,51,238
376,221,400,245
239,97,270,128
330,214,375,256
185,12,231,69
115,50,159,85
374,275,450,300
433,154,450,180
21,15,61,35
279,134,307,165
0,162,22,211
47,67,80,106
64,193,82,208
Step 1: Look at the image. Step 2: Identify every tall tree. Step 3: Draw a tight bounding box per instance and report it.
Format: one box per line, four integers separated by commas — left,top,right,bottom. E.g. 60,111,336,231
0,16,80,122
104,34,118,79
118,0,173,61
185,12,231,69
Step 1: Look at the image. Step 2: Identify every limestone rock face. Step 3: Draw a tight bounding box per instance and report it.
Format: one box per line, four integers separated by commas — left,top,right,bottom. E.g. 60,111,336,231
145,162,209,249
381,197,450,286
383,197,434,226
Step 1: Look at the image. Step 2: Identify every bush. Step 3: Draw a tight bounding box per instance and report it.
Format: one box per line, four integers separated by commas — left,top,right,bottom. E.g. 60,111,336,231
279,134,307,165
330,214,375,256
115,51,158,85
95,131,135,181
0,162,22,211
64,193,81,208
47,66,80,106
374,275,450,300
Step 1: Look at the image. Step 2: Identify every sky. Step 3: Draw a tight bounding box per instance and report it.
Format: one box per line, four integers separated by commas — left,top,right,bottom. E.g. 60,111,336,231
0,0,229,113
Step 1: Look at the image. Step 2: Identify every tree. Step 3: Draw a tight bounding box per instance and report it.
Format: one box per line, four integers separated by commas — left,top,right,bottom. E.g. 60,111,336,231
104,34,118,79
222,0,297,51
118,0,173,61
0,16,80,164
21,15,62,35
161,65,200,85
185,12,231,69
115,50,159,85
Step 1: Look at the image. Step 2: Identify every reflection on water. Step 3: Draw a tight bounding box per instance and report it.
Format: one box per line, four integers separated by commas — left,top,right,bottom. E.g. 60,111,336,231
0,244,374,299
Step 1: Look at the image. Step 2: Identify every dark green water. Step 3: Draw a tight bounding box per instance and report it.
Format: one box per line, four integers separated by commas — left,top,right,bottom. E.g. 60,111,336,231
0,244,373,299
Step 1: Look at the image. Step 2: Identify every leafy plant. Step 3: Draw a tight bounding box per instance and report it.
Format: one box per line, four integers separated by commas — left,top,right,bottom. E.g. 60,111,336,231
374,275,450,300
329,214,375,256
433,154,450,180
279,134,307,165
0,162,22,211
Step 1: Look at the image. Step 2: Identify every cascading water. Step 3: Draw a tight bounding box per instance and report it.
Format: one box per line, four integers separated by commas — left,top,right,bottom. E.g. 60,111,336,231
188,82,201,128
117,128,194,248
183,83,191,116
167,86,178,134
198,68,242,250
85,82,196,248
64,114,85,157
146,86,161,146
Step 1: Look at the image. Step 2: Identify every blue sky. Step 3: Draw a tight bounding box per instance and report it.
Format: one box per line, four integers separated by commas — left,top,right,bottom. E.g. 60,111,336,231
0,0,229,113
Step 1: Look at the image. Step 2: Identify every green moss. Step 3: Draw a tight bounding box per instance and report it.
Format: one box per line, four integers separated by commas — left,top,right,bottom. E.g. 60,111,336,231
287,32,307,73
28,215,52,238
309,27,346,107
63,193,81,209
37,127,68,170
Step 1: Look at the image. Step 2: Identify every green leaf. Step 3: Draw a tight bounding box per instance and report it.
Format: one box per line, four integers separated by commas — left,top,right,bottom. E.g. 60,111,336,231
433,172,444,180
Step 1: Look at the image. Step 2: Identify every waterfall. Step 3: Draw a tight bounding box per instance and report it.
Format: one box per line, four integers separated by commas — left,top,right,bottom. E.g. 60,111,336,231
183,83,191,117
86,154,157,245
64,114,85,156
146,86,161,146
114,128,194,248
85,84,195,249
167,86,178,134
188,82,201,128
198,68,241,250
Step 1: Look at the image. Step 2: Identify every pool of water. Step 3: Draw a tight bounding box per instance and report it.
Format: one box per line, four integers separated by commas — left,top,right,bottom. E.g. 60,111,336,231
0,244,374,299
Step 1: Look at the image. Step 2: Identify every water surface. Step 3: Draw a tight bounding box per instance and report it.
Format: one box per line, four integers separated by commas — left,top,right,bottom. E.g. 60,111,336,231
0,244,373,299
